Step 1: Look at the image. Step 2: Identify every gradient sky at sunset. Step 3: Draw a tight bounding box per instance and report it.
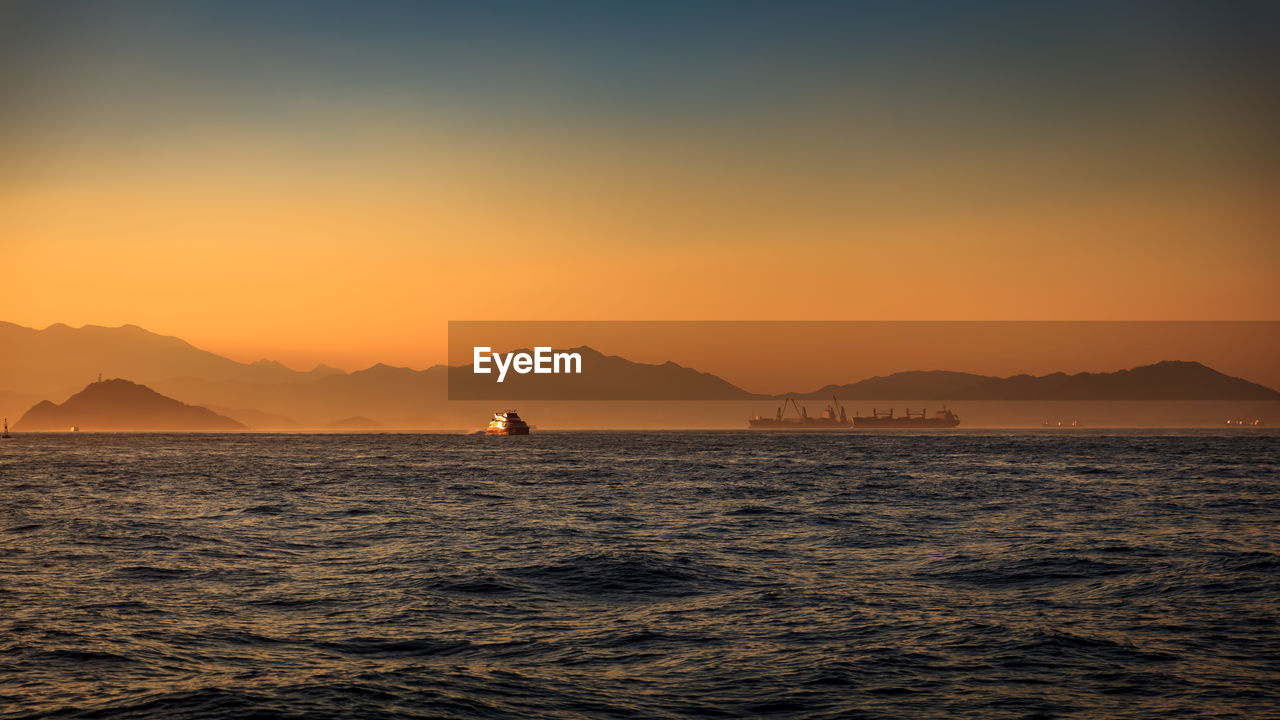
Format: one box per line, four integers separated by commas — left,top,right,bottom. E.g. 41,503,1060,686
3,1,1277,371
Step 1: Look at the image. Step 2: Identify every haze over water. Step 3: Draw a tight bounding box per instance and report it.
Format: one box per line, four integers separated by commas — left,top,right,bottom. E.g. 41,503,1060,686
3,431,1277,719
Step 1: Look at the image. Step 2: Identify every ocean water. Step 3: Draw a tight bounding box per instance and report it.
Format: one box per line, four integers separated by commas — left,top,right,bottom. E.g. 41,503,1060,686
1,431,1277,719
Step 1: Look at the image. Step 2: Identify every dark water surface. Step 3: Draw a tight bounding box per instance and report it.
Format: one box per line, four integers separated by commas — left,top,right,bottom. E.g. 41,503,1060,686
1,431,1277,719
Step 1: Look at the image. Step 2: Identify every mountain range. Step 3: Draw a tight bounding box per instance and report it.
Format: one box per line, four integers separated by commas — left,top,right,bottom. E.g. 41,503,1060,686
787,362,1280,401
1,322,1276,429
448,346,755,400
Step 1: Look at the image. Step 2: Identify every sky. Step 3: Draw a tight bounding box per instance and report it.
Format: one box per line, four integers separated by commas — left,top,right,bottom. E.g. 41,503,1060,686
2,1,1278,372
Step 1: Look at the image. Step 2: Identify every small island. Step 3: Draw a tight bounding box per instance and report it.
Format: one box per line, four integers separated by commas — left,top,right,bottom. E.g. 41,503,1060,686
14,378,245,432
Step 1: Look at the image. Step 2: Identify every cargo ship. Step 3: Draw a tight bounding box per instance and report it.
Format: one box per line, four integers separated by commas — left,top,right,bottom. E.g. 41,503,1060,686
750,397,850,429
852,407,960,429
486,411,530,435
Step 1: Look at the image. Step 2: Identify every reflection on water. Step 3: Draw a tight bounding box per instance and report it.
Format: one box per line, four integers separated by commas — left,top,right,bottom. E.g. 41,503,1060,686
1,431,1277,718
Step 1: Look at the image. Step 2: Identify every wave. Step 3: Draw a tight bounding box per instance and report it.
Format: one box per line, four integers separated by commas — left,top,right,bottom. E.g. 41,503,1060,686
504,550,740,598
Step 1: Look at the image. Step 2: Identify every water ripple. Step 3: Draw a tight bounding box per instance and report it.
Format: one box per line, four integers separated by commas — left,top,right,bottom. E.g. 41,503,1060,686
0,430,1277,719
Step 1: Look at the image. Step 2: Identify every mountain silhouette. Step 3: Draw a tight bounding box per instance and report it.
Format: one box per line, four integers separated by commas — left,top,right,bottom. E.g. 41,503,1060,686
786,361,1280,401
1,322,1276,428
0,322,344,419
14,379,245,431
0,322,343,386
793,370,990,400
153,363,450,428
449,346,758,400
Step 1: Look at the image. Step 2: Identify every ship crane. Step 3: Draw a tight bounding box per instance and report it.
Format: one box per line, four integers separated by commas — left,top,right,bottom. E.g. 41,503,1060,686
779,397,805,419
749,396,855,429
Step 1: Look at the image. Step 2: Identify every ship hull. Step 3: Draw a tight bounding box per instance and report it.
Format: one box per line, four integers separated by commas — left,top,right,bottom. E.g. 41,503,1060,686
486,426,530,435
748,419,850,429
852,418,959,429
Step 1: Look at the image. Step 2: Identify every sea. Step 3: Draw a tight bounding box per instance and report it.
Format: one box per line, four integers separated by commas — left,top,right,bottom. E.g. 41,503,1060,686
1,431,1277,719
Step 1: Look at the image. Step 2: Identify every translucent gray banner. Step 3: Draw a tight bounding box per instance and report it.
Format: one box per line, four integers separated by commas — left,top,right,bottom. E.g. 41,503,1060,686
447,321,1280,401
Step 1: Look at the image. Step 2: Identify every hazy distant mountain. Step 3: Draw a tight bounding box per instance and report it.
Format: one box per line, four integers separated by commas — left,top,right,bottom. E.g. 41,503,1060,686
0,321,342,394
155,363,450,427
449,346,759,400
325,416,382,429
14,379,245,431
158,346,755,424
205,405,300,430
2,322,1275,429
794,370,990,400
787,361,1280,401
0,321,348,425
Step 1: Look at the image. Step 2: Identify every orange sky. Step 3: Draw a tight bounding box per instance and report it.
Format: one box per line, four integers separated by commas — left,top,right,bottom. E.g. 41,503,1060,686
3,3,1277,372
4,146,1275,373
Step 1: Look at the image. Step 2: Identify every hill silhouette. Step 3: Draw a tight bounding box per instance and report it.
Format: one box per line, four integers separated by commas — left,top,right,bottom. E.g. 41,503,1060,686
14,379,245,431
787,361,1280,401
